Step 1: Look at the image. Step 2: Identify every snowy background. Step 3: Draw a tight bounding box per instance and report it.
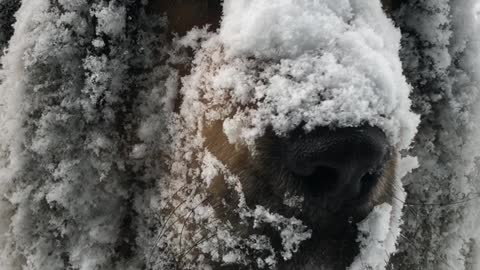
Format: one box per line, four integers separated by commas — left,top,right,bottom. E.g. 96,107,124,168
0,0,479,269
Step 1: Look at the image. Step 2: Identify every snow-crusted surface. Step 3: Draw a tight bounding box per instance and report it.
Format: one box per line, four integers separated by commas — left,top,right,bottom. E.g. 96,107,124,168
216,0,419,149
0,0,479,270
0,1,172,269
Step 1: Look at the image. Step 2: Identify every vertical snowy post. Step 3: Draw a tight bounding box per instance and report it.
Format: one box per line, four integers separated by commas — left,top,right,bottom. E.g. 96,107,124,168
0,1,163,269
394,1,480,269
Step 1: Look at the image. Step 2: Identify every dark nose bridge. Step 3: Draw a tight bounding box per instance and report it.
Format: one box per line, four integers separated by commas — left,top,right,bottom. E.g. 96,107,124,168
283,125,388,198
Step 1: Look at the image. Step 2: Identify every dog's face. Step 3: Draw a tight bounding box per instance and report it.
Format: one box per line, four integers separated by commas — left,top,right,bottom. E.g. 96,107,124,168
150,0,417,269
202,122,397,269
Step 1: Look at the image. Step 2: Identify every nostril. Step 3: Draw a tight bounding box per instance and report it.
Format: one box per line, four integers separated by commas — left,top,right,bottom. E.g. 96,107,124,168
360,172,377,184
296,165,340,196
359,172,380,195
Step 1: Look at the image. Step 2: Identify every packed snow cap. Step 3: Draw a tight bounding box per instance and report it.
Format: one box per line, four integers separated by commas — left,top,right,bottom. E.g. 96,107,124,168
189,0,419,150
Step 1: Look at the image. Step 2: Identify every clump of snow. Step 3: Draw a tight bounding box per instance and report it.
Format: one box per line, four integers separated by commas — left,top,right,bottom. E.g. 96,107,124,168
92,2,126,38
349,155,417,270
283,192,304,209
220,0,352,59
350,203,393,270
250,205,312,261
189,0,420,150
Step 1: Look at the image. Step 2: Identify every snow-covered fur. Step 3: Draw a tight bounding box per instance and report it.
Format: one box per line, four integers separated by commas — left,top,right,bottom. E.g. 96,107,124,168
0,0,479,270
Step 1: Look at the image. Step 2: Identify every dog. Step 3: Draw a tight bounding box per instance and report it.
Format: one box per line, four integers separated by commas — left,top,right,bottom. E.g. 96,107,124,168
148,0,418,269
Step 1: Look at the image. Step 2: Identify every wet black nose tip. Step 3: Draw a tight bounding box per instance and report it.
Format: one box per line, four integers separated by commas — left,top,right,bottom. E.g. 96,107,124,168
283,126,389,200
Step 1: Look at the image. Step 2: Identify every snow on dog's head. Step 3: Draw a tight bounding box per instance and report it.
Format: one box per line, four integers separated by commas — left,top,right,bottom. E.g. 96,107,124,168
215,0,419,149
156,0,420,269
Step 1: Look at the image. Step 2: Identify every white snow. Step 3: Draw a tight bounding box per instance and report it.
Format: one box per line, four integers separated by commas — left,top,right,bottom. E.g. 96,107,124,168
194,0,420,150
92,2,126,38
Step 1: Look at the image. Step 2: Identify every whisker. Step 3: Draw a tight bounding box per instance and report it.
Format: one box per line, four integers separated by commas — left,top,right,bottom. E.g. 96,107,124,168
178,196,221,254
176,229,219,269
148,183,193,262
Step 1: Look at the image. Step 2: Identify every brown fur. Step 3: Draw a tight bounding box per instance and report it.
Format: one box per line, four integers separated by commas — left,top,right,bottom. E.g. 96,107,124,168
147,0,400,34
146,0,222,35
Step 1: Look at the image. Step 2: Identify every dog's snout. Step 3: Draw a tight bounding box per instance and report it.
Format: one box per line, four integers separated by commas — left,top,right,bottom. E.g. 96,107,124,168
283,126,388,201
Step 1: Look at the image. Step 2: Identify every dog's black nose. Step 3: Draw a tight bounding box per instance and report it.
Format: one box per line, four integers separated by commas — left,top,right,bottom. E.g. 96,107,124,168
283,126,389,201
